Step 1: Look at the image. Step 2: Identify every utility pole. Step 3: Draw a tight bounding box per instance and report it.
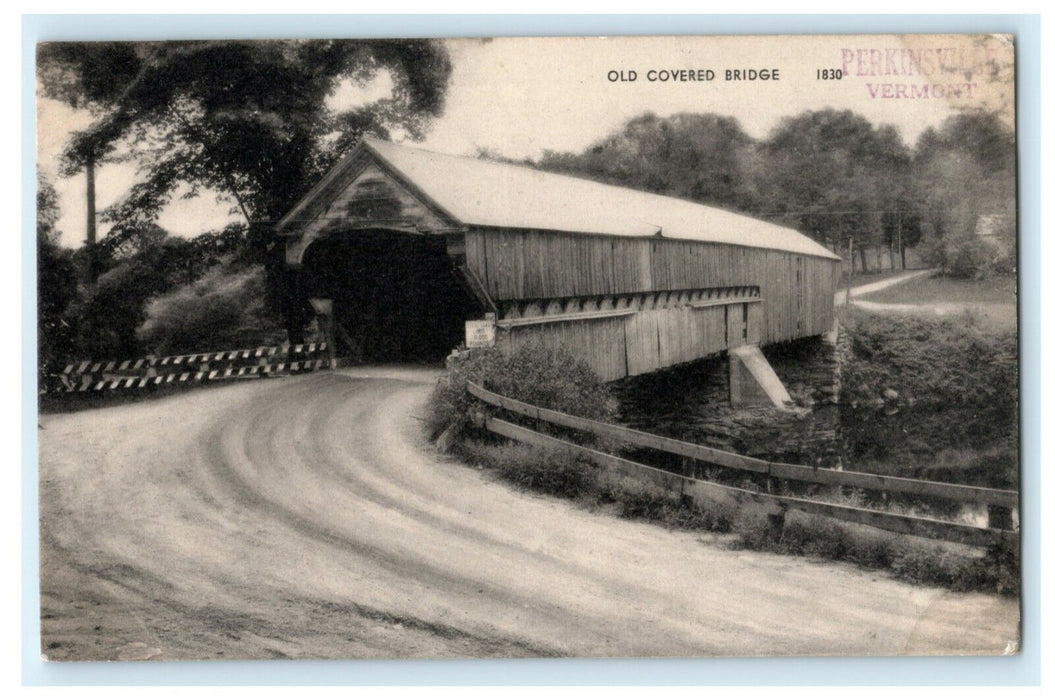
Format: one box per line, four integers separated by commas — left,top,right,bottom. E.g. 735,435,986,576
845,237,854,306
85,157,97,281
897,211,906,270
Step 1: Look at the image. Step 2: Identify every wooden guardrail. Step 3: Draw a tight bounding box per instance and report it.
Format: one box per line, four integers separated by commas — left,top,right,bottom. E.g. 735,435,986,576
466,381,1019,547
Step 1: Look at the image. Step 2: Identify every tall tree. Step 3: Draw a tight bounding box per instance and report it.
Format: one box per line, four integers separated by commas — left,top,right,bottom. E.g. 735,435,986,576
538,112,760,212
37,175,77,379
38,39,452,336
912,110,1016,273
758,109,912,269
38,40,452,247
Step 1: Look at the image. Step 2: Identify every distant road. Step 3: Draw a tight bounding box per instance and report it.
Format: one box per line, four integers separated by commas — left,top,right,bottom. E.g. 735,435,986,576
38,367,1017,660
835,269,935,307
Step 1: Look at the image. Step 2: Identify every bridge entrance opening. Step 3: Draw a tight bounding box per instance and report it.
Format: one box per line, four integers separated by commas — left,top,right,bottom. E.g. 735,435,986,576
297,231,480,364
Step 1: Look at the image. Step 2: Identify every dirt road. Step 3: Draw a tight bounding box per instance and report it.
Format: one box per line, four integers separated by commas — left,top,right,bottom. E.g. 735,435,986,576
38,367,1018,660
835,269,935,306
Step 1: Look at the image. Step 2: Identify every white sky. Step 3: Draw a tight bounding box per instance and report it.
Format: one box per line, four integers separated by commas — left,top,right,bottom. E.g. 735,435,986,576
37,34,1014,249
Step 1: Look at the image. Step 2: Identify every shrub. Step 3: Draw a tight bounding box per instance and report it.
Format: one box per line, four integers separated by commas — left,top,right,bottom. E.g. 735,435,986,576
136,265,285,355
953,541,1020,596
424,343,617,443
916,235,951,273
889,548,959,588
462,441,599,499
838,308,1018,481
949,236,1003,280
731,512,1016,595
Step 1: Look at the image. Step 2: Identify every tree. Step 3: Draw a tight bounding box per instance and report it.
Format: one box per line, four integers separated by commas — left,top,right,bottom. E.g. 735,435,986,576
537,112,760,212
38,40,451,235
37,175,78,379
758,109,912,270
912,111,1016,276
37,40,452,335
137,266,284,356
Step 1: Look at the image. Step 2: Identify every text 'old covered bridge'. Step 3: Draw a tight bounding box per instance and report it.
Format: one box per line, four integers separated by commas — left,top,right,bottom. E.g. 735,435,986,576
277,137,841,382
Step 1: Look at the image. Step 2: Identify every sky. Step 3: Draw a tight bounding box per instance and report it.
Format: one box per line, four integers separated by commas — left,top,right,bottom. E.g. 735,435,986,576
37,34,1015,249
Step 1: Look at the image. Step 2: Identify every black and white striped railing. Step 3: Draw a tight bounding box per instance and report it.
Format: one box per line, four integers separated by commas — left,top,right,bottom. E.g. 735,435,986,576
60,342,328,376
42,343,332,395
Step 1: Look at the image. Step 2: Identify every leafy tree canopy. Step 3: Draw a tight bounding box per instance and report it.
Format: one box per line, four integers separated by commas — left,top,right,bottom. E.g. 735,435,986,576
913,111,1016,237
37,39,452,248
758,108,912,248
538,112,760,212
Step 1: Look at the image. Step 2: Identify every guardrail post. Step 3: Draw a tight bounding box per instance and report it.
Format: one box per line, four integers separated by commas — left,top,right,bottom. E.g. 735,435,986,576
987,504,1013,531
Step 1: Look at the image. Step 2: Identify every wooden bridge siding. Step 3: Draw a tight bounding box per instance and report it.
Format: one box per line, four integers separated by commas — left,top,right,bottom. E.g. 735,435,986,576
496,303,737,382
496,316,628,382
465,228,837,345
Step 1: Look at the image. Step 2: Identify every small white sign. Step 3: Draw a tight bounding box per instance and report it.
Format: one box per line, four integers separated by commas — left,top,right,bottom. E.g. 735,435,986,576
308,298,332,315
465,319,495,348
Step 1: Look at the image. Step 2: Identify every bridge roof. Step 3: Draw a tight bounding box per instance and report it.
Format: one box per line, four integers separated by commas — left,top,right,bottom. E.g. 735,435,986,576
278,137,840,261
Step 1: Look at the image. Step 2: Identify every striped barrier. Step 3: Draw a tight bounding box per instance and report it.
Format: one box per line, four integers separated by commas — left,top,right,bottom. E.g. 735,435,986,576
60,342,328,375
43,350,333,395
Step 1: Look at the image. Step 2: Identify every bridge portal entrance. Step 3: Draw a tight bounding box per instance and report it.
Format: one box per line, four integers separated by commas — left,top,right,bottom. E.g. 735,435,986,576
297,230,480,363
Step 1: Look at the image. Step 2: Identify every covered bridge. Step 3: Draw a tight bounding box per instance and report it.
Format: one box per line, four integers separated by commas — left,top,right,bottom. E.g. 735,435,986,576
277,137,841,383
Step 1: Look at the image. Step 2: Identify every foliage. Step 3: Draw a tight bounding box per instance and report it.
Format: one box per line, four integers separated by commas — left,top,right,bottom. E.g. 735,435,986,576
37,176,79,377
953,541,1020,596
948,236,1006,280
67,244,178,359
137,265,285,355
537,112,760,211
603,477,734,532
38,40,453,333
460,441,599,499
58,226,251,361
38,40,451,232
424,343,617,442
734,513,1018,595
758,108,913,255
839,308,1018,486
912,112,1016,271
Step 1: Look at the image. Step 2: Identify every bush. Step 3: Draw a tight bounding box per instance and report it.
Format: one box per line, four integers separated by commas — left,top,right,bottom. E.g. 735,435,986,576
603,478,734,532
953,541,1020,596
461,441,599,499
918,234,1012,280
424,343,617,443
839,308,1017,482
136,265,285,355
949,236,1003,280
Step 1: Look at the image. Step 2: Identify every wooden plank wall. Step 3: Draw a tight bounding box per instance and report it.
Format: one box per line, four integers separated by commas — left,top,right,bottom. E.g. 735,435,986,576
465,228,838,347
496,316,628,382
497,298,753,382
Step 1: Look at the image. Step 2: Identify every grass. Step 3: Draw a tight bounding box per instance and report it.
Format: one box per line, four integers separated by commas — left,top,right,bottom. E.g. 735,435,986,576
737,510,1019,596
434,316,1019,597
451,434,1018,596
855,273,1016,305
456,438,735,534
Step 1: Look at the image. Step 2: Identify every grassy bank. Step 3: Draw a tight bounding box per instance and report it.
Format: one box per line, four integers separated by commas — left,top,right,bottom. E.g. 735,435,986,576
428,343,1018,596
838,307,1018,489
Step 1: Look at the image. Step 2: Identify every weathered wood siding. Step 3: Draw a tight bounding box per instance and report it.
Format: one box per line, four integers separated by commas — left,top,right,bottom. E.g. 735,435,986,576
496,290,767,382
467,227,838,347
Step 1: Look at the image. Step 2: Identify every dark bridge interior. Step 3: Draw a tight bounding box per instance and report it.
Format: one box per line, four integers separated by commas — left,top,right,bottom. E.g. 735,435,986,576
298,231,479,363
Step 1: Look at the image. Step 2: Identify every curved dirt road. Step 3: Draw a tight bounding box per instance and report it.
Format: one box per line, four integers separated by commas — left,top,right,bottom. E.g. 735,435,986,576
38,368,1018,660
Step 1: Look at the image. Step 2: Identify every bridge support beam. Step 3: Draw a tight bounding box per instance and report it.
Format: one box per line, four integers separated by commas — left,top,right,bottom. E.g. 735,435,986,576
729,345,794,410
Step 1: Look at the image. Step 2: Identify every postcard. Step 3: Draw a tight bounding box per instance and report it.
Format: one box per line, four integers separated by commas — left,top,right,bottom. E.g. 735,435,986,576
36,33,1019,661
